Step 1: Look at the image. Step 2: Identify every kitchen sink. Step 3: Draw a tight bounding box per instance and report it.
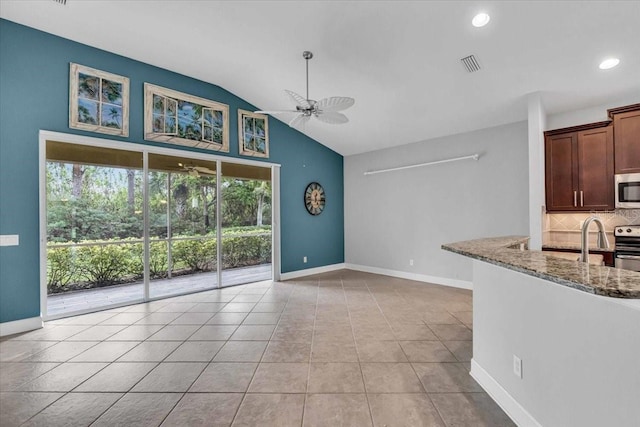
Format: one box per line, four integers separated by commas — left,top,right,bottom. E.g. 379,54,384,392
545,251,604,266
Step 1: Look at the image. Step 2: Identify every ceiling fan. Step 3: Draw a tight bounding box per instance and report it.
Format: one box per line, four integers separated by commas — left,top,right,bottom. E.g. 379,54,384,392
255,51,355,129
178,163,215,177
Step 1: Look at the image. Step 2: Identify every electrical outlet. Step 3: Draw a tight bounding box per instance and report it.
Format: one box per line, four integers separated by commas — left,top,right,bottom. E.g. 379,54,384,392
513,355,522,378
303,256,307,263
409,259,414,266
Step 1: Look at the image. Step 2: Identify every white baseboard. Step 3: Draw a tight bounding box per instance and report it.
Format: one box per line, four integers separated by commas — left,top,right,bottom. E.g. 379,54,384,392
0,316,43,337
344,263,473,290
470,359,542,427
280,263,346,281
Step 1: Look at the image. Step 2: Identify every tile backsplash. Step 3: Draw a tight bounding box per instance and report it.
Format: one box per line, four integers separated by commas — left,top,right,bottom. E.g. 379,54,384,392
543,210,640,246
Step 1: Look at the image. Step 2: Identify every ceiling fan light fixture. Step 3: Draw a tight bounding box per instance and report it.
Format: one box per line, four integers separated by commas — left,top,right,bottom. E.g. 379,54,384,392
599,58,620,70
255,50,354,129
472,12,490,27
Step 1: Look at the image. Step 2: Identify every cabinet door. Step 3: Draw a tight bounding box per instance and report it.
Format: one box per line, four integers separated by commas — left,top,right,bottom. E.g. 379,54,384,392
545,133,578,211
613,110,640,174
577,127,614,210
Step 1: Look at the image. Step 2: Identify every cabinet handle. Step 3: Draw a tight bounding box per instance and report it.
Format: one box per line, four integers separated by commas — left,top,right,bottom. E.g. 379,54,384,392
580,191,584,207
617,255,640,260
574,191,577,207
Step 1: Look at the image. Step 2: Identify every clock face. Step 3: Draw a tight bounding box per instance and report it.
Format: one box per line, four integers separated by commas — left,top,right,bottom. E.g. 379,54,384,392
304,182,326,215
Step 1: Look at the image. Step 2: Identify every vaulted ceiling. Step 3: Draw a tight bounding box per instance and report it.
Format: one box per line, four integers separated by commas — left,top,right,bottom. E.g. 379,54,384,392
2,1,639,155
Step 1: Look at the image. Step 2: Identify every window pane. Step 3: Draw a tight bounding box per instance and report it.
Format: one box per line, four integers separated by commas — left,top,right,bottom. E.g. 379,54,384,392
166,98,177,116
101,105,123,130
101,79,123,106
78,98,100,125
153,114,164,133
203,125,213,142
166,115,176,134
78,73,99,100
212,128,223,144
255,118,265,137
153,94,164,114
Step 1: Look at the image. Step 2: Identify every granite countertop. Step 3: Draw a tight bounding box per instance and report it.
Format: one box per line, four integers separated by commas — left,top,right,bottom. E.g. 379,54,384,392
442,236,640,299
542,242,615,253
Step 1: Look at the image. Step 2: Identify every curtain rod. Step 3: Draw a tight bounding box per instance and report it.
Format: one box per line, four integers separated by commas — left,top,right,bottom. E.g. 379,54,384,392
363,154,480,176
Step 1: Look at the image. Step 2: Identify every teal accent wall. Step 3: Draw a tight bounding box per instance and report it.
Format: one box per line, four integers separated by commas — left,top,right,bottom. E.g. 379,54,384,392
0,19,344,324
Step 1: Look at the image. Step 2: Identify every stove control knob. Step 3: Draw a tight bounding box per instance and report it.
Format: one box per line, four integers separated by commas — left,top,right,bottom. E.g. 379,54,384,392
618,228,624,233
627,229,633,233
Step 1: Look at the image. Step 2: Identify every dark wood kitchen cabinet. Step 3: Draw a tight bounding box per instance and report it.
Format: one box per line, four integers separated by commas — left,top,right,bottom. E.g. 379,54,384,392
608,104,640,174
545,123,614,212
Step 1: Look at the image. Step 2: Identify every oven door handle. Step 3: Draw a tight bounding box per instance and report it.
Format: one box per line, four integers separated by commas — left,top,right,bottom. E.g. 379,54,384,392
615,254,640,260
615,246,640,252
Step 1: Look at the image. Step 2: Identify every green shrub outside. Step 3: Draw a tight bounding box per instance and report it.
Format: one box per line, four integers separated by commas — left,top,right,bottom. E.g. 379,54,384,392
149,241,169,279
47,226,271,294
47,247,78,293
76,241,140,287
172,238,217,272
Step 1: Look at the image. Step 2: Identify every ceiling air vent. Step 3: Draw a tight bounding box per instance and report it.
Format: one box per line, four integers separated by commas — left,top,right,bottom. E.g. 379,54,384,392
461,55,481,73
52,0,67,4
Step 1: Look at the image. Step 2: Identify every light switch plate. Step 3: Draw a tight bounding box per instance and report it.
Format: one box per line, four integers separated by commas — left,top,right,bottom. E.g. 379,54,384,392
513,354,522,378
0,235,19,246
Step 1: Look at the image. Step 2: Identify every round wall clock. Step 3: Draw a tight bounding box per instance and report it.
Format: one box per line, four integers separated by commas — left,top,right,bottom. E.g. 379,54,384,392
304,182,326,215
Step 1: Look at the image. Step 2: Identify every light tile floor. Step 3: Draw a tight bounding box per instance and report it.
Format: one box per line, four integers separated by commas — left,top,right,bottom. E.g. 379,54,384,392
0,270,515,427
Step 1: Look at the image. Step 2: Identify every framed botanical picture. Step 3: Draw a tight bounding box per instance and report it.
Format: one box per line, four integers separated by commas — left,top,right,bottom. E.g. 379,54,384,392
238,109,269,158
144,83,229,152
69,63,129,137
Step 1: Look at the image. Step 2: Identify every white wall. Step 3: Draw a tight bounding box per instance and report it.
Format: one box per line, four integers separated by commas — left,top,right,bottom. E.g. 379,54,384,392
527,93,546,250
472,260,640,427
546,95,640,130
344,121,529,284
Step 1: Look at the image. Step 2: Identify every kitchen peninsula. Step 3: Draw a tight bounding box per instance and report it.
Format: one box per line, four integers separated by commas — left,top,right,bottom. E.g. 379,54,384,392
443,236,640,427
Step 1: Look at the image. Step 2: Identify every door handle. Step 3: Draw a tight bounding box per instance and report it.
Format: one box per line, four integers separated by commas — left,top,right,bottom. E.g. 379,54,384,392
580,191,584,207
574,191,577,207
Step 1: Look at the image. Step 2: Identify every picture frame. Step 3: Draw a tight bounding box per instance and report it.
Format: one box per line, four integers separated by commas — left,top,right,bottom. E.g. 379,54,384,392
69,63,129,137
144,83,229,152
238,109,269,158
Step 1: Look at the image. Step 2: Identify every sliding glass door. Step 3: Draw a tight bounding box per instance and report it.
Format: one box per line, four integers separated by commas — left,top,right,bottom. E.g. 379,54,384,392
220,162,272,287
46,142,145,316
44,139,274,318
148,153,218,298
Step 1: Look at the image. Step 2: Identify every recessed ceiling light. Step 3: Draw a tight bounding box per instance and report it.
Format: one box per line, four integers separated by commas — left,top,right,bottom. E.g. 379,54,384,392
472,13,491,27
599,58,620,70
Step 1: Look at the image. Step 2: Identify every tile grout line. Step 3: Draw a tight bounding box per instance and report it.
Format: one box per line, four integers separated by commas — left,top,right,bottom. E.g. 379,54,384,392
364,276,450,427
344,275,376,427
300,276,320,426
228,279,289,426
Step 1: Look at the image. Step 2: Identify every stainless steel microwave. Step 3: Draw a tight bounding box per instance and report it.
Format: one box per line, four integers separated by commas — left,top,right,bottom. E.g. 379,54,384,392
615,173,640,209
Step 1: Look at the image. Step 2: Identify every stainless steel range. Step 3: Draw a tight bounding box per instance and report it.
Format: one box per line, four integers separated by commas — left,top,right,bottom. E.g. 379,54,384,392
614,225,640,272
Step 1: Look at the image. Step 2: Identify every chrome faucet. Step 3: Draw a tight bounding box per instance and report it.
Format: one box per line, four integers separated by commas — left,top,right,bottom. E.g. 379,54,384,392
580,216,610,263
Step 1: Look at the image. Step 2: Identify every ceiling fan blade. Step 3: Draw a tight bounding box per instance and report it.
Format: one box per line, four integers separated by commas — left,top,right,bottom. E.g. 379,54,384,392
316,96,355,112
315,111,349,124
285,90,311,109
289,114,311,129
254,110,298,115
193,166,216,175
